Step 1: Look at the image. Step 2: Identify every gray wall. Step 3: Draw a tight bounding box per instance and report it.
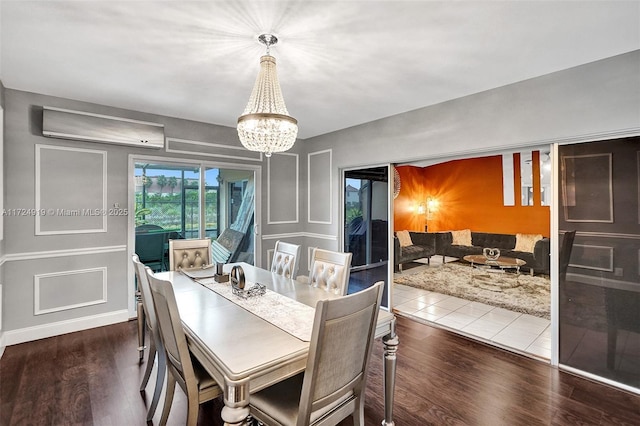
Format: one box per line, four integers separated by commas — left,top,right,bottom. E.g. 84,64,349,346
0,50,639,345
301,50,640,253
0,88,304,343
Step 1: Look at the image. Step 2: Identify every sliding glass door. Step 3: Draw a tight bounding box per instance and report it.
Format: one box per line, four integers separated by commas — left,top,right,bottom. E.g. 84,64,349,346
344,166,389,307
133,161,256,272
558,137,640,391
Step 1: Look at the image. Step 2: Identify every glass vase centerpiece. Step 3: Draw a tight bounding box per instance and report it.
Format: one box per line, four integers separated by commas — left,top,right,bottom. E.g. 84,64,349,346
483,247,501,261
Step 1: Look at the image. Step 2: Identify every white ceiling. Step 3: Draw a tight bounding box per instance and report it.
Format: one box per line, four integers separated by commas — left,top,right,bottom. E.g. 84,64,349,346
1,1,638,140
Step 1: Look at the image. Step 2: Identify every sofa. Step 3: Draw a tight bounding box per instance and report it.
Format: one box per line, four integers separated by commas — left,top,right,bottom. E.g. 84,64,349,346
434,230,550,275
393,230,550,275
393,231,437,272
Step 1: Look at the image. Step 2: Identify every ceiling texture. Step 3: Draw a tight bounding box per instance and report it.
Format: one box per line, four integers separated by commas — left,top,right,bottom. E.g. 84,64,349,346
1,1,639,140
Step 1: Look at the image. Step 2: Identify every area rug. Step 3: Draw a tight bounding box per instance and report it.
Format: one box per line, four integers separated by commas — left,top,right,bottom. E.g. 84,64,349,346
394,262,550,319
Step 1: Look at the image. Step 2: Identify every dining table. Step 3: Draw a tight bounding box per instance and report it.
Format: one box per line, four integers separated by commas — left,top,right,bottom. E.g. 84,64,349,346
156,262,399,426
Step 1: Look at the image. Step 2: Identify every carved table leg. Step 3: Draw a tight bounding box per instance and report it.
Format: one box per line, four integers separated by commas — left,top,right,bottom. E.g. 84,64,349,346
382,317,399,426
221,377,251,426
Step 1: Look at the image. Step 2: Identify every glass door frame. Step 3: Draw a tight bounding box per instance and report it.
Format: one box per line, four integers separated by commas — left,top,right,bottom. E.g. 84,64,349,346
339,162,394,312
127,154,261,317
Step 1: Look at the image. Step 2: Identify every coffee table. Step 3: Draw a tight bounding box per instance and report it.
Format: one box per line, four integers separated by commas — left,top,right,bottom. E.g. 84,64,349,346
463,254,526,290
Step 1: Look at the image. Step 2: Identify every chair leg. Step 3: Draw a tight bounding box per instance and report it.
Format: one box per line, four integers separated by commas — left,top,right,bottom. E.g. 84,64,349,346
352,398,365,426
186,392,199,426
147,347,167,422
137,300,146,362
160,373,176,426
140,336,157,391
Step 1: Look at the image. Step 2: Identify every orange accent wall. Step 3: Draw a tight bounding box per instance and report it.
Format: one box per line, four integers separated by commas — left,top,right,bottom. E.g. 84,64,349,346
394,156,550,237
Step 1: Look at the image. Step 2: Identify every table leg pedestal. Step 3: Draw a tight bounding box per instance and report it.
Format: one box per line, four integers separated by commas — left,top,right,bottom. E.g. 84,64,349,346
382,318,399,426
222,377,251,426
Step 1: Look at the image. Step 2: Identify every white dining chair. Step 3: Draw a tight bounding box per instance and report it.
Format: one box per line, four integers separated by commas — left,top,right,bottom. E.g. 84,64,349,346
168,238,212,271
270,240,301,279
249,281,384,426
132,254,165,421
145,268,223,426
305,248,353,296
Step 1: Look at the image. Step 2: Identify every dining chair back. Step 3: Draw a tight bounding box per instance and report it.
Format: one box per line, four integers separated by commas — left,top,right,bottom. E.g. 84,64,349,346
132,254,166,421
146,269,222,426
271,240,302,279
249,281,384,426
308,248,353,295
169,238,212,271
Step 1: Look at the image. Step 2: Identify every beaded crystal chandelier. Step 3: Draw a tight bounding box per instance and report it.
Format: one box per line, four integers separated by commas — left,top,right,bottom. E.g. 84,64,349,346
237,34,298,157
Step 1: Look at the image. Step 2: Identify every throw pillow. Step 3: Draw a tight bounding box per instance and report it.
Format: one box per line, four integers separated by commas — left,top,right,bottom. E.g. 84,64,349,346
396,230,413,247
451,229,472,246
514,233,543,253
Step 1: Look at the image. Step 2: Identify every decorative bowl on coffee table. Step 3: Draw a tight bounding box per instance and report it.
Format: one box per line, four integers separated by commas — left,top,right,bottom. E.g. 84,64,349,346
483,247,501,261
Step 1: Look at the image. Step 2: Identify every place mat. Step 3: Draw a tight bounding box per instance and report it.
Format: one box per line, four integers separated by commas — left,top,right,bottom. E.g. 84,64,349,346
194,276,315,342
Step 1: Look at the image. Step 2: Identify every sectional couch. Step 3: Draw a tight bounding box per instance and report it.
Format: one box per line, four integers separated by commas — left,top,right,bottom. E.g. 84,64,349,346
394,230,550,275
393,231,436,272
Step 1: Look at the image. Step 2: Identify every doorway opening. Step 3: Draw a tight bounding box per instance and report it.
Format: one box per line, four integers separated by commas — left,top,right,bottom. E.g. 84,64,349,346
344,166,390,308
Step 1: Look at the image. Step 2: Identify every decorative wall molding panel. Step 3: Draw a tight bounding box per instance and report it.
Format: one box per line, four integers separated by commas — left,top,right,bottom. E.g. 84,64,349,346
35,144,108,235
166,137,262,162
307,246,317,271
266,249,274,270
308,149,332,224
261,232,337,241
267,153,299,224
2,310,128,347
4,245,126,262
570,244,614,272
43,106,164,149
34,267,107,315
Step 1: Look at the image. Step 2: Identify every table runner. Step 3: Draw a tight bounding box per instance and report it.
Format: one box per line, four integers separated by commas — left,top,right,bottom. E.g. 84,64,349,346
191,275,315,342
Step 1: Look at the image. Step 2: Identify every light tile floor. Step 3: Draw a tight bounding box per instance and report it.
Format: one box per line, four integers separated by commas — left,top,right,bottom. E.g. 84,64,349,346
393,261,551,360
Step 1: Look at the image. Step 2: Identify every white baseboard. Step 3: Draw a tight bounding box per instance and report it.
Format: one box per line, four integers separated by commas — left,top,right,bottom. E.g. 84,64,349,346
2,309,129,348
0,331,5,358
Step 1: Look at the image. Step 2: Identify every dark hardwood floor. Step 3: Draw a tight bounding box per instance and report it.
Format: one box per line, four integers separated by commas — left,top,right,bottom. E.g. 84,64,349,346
2,316,639,425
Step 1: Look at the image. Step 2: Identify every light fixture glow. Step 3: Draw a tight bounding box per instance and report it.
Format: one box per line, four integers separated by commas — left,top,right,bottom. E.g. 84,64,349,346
237,34,298,157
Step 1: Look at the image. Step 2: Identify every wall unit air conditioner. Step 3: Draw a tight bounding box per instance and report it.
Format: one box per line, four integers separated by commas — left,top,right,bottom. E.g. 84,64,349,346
42,106,165,149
